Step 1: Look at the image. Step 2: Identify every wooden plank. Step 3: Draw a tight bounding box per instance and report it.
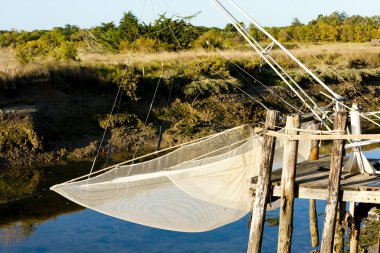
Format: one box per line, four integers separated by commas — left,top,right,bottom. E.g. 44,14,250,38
277,114,300,253
266,186,380,204
247,110,279,253
295,170,330,185
266,130,380,141
364,180,380,188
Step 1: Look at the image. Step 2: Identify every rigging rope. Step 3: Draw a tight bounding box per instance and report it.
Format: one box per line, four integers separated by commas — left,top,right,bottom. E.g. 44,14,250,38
210,0,326,126
227,0,342,100
277,29,380,111
321,91,380,128
127,62,165,176
158,0,306,116
88,67,126,178
152,0,270,112
214,48,305,114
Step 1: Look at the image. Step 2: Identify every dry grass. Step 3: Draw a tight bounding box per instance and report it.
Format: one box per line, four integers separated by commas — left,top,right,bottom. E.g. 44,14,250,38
78,42,380,68
1,42,379,70
1,42,379,87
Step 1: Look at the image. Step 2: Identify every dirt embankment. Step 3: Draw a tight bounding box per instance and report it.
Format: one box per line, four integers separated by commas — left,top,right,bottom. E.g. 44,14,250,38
1,47,379,169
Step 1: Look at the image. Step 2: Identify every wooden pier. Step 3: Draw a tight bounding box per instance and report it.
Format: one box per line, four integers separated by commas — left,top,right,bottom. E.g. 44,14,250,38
251,157,380,205
247,110,380,253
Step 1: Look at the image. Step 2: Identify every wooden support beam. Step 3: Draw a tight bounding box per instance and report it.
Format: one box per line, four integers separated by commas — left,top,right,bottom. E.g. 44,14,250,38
277,114,300,253
333,201,346,253
247,110,279,253
265,131,380,141
267,186,380,204
309,121,320,248
321,111,348,253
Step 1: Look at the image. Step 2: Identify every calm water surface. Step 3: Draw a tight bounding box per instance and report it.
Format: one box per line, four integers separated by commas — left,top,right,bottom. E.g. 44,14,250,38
1,148,379,253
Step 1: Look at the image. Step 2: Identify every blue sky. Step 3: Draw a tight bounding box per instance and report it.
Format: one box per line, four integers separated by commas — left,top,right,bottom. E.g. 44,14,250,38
0,0,379,31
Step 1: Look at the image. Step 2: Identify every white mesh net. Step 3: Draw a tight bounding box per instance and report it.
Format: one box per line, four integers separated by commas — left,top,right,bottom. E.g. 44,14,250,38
51,124,311,232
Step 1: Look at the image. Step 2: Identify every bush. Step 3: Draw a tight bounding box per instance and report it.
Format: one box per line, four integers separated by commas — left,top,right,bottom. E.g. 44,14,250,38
184,57,231,78
99,113,143,130
15,40,48,64
53,42,78,61
183,76,235,97
194,29,223,50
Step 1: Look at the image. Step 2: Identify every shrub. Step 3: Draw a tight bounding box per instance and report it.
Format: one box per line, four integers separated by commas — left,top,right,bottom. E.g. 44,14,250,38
53,42,78,61
194,29,224,50
15,40,48,64
184,57,231,78
183,76,236,97
99,113,143,130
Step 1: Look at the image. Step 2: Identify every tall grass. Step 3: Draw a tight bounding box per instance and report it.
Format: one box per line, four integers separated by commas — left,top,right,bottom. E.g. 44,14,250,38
1,43,380,83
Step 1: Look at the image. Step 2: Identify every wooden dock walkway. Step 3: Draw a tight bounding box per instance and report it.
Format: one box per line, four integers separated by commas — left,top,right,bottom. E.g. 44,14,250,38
251,156,380,204
247,110,380,253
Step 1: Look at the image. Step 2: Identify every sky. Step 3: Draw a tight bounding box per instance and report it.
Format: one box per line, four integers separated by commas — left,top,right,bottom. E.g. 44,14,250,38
0,0,379,31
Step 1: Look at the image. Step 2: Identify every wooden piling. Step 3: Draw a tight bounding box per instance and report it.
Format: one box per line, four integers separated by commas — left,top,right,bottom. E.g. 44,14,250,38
247,110,279,253
310,200,320,248
277,114,300,253
309,121,320,161
333,201,346,253
320,111,348,253
309,121,320,248
349,202,360,253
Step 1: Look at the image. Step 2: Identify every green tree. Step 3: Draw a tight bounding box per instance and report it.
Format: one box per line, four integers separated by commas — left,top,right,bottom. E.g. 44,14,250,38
118,11,141,42
147,14,199,51
291,18,303,26
92,22,121,51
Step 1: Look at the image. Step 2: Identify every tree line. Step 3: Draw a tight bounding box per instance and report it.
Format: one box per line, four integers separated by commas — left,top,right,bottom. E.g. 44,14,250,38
0,11,379,63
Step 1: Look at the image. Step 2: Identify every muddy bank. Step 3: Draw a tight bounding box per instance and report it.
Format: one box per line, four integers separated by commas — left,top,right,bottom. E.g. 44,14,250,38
0,57,379,203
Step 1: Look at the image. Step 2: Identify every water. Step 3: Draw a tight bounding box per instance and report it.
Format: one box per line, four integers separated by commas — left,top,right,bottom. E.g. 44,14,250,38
1,200,324,253
1,148,379,253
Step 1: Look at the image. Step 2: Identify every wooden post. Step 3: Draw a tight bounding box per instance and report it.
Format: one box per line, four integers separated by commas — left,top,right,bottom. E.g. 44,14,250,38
309,121,320,248
277,114,300,253
310,200,320,248
333,201,346,253
320,111,348,253
309,120,320,161
349,202,360,253
247,110,279,253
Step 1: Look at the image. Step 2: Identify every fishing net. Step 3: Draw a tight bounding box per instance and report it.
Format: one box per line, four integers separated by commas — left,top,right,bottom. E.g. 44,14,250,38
51,124,311,232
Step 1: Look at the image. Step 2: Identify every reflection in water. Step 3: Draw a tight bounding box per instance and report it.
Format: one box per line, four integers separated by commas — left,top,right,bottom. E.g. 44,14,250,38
1,221,37,248
0,148,378,253
0,161,89,249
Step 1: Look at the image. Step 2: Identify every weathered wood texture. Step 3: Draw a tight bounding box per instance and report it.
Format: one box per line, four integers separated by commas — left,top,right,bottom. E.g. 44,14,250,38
309,121,320,248
247,110,279,253
309,121,320,161
321,111,348,253
266,131,380,141
310,199,319,248
277,114,300,253
251,156,380,203
333,201,346,253
349,202,360,253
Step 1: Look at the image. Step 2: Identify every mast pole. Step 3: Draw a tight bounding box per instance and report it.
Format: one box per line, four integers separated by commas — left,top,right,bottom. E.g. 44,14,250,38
211,0,325,123
226,0,343,100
